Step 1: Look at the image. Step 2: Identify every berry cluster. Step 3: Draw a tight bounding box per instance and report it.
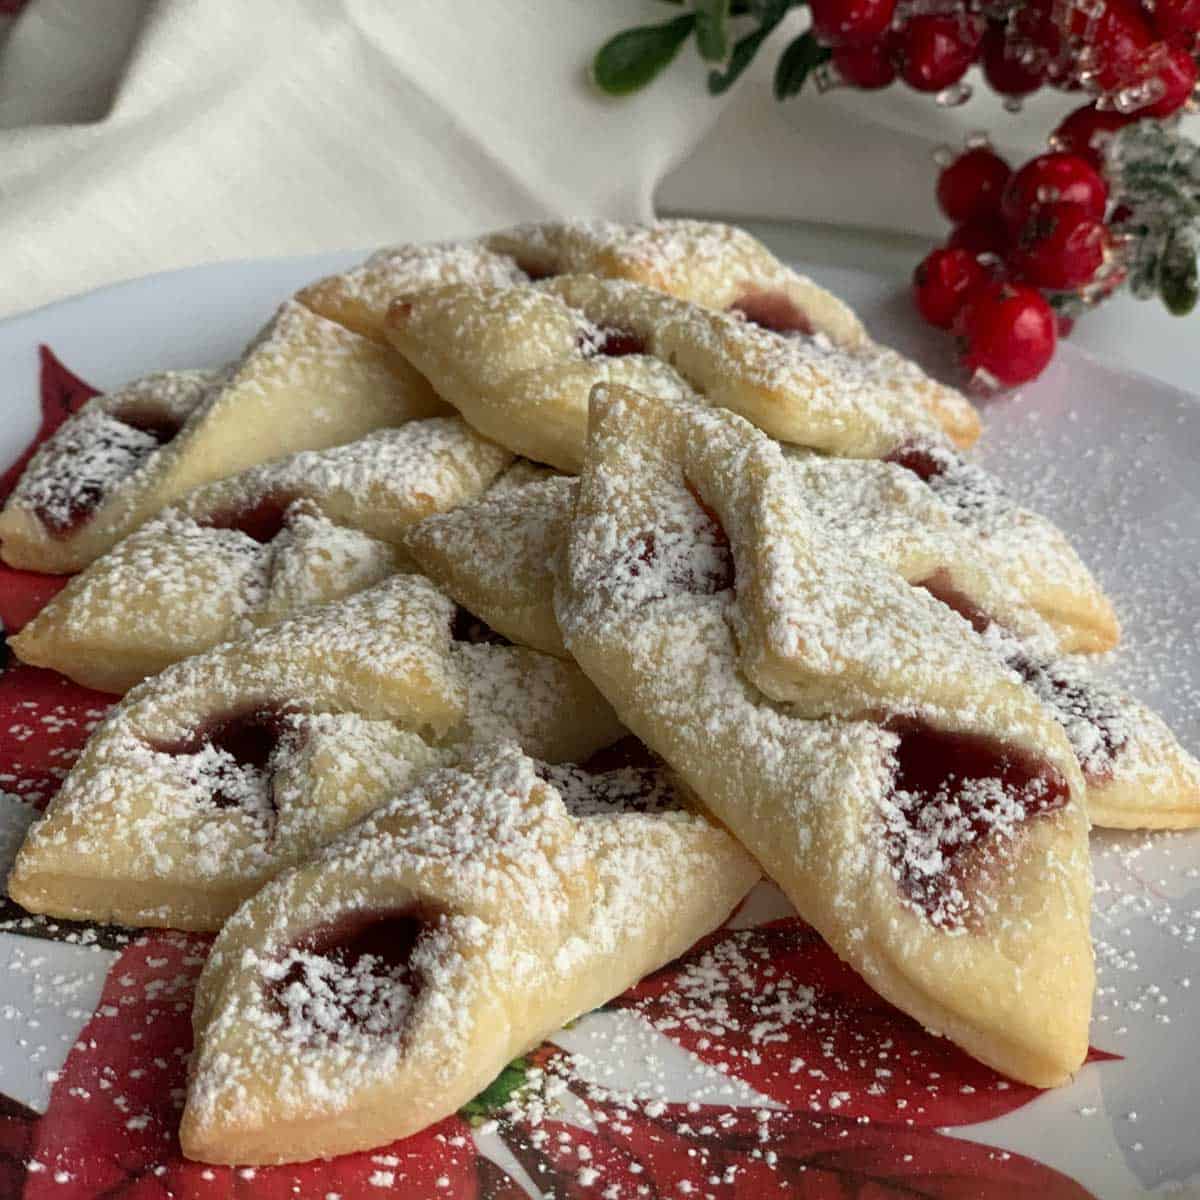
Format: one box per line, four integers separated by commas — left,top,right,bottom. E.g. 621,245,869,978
805,0,1199,386
812,0,1199,115
596,1,1199,390
914,142,1124,386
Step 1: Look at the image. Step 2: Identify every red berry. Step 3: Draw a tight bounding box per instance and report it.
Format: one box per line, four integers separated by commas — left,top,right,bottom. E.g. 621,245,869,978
1072,0,1154,90
912,247,991,328
1154,0,1200,45
1055,312,1075,338
959,281,1057,387
1009,203,1108,289
948,214,1010,259
981,23,1044,95
1013,0,1067,80
832,39,898,88
1138,43,1197,115
936,147,1011,224
1052,104,1132,168
809,0,897,46
1000,152,1108,232
897,14,982,92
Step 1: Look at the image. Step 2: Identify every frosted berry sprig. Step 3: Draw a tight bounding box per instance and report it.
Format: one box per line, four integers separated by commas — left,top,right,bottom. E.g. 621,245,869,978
594,0,1200,389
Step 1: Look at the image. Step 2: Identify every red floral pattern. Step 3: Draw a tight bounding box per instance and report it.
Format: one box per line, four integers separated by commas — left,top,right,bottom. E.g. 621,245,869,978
0,349,1112,1197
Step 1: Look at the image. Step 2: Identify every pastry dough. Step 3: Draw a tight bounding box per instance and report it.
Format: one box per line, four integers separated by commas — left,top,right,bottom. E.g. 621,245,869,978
297,240,528,343
7,575,624,931
486,220,979,446
180,741,759,1164
405,454,1192,829
402,474,571,657
782,450,1196,828
385,274,970,472
0,302,444,573
884,437,1120,652
11,420,512,692
556,384,1094,1088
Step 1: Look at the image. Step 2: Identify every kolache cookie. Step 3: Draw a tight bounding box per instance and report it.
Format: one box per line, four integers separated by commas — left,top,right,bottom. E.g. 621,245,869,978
11,420,511,692
0,303,445,573
7,575,624,930
555,385,1094,1088
180,741,759,1164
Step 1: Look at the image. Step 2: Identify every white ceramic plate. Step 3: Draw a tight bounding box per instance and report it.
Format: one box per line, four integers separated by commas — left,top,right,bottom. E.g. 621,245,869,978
0,255,1197,1199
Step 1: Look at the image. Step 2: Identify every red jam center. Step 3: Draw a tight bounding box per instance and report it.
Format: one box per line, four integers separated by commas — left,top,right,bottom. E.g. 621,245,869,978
1005,653,1128,783
915,570,994,635
115,407,186,446
536,736,675,816
514,259,558,281
729,291,814,336
579,326,647,358
451,606,512,646
154,706,292,810
885,720,1069,928
884,442,947,482
204,493,295,544
269,909,434,1042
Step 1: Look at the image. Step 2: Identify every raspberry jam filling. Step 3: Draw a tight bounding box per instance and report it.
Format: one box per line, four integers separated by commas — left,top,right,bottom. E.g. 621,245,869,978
729,291,814,336
536,736,675,816
267,909,435,1043
513,259,558,281
33,408,188,536
115,407,186,445
883,720,1069,929
451,605,512,646
578,326,646,358
884,441,948,482
915,570,994,635
915,573,1126,783
154,706,293,810
204,493,296,544
625,480,734,601
1005,655,1129,784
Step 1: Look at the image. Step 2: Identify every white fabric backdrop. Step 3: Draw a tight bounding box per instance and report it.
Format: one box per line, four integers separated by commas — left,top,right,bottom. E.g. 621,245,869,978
2,0,1197,327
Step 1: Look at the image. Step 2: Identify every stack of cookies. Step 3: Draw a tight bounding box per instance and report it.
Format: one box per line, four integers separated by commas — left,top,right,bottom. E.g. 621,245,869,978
1,220,1195,1166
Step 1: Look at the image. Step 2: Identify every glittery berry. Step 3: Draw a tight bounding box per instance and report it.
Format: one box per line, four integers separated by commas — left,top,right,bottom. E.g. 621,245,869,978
913,247,990,328
1138,43,1197,116
1000,152,1108,232
809,0,897,47
1052,104,1133,168
937,147,1011,224
948,214,1010,259
1154,0,1200,45
958,281,1057,387
832,40,898,88
1009,203,1108,289
897,15,982,92
981,23,1044,96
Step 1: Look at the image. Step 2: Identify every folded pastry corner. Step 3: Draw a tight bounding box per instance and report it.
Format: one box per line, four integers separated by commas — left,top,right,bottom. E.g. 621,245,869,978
555,383,1094,1088
7,574,623,929
0,301,444,573
10,419,512,692
384,272,956,472
179,740,759,1164
485,219,980,449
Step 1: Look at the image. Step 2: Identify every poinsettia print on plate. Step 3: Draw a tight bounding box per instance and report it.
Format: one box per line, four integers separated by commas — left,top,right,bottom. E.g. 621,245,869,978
0,320,1195,1199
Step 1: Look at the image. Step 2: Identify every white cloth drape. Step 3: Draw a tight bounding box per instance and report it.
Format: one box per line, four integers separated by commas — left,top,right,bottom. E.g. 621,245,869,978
2,0,1196,323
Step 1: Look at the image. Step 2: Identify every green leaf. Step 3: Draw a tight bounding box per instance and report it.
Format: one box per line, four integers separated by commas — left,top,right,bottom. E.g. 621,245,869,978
695,0,731,60
460,1057,530,1120
593,13,697,95
773,31,832,99
708,9,786,94
1158,230,1199,316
